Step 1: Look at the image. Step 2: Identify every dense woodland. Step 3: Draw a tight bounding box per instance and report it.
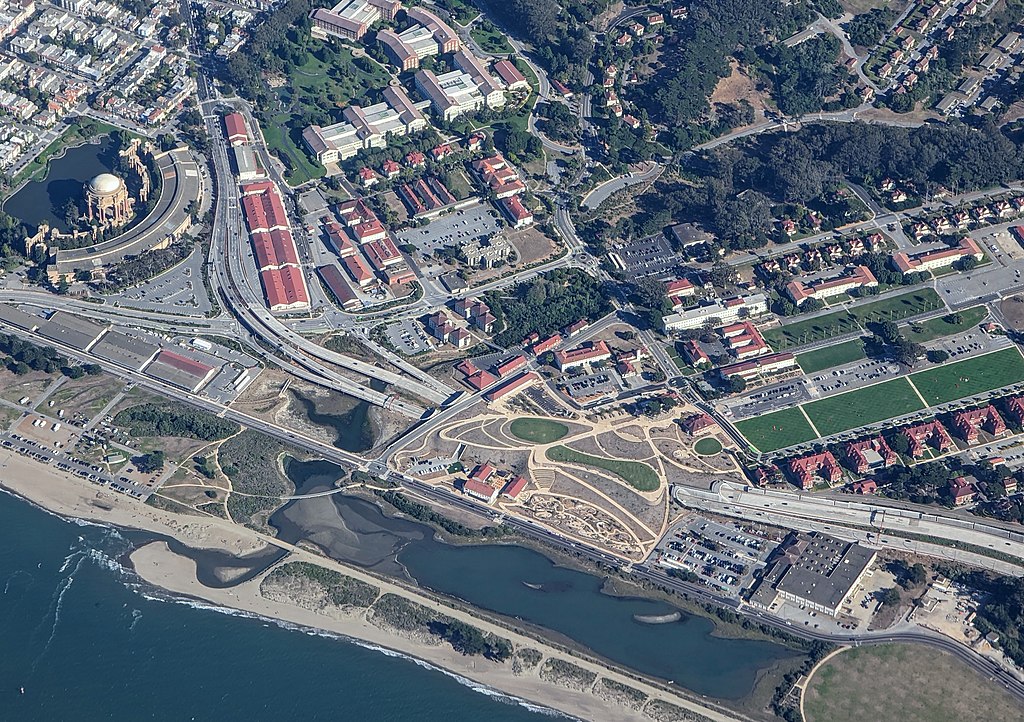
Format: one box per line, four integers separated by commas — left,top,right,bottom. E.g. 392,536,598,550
485,268,612,346
114,403,240,441
596,121,1024,253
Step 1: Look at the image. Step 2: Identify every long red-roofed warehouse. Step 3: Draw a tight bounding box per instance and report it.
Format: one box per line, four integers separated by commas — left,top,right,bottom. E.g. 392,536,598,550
239,181,310,311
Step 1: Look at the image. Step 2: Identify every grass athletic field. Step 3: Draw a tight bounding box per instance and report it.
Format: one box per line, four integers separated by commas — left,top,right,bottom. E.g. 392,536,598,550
804,377,925,437
509,418,569,443
910,347,1024,405
734,407,818,453
764,289,943,351
545,446,660,491
796,340,867,373
804,644,1022,722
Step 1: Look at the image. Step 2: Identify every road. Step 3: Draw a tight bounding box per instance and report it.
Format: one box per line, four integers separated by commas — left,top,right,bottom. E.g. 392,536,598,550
581,162,662,210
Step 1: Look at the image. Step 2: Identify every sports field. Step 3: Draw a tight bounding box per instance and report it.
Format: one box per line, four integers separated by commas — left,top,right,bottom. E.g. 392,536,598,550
763,311,858,350
910,347,1024,406
804,644,1022,722
734,407,818,453
803,377,924,437
796,340,867,373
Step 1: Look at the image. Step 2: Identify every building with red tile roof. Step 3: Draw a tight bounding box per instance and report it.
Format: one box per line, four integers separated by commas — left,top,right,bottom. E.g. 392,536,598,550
719,352,797,383
259,266,311,312
852,479,877,494
902,420,954,458
384,264,416,286
342,254,375,287
484,371,539,401
891,237,984,273
493,59,529,91
471,153,526,198
951,405,1006,443
786,265,878,306
531,334,563,356
681,339,711,368
1003,395,1024,426
501,475,528,499
554,340,611,371
317,264,361,311
462,478,498,503
494,355,527,377
948,476,977,506
720,321,770,360
223,112,248,146
843,436,899,474
405,150,426,167
788,452,843,490
469,462,495,482
499,194,533,227
682,413,717,436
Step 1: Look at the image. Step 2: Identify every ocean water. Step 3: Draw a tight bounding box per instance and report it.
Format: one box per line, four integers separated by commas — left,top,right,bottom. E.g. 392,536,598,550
0,491,553,722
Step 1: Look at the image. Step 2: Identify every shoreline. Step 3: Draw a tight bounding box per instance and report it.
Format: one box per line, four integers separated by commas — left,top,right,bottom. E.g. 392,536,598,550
0,453,747,722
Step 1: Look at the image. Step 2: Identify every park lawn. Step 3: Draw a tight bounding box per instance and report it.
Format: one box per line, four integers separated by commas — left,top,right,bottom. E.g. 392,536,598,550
694,437,723,455
763,311,859,350
903,306,988,344
909,347,1024,406
471,24,513,53
734,407,818,453
796,340,867,373
545,446,660,491
850,288,943,325
804,643,1022,722
803,377,924,437
509,418,569,443
262,114,324,186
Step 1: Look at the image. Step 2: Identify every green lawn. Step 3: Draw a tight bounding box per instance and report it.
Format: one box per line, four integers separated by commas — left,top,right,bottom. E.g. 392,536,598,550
694,437,723,456
264,45,390,185
763,311,859,350
545,446,660,491
796,340,867,373
903,306,987,344
470,24,513,53
734,407,818,453
851,288,943,326
909,347,1024,406
803,377,924,437
804,643,1023,722
509,418,569,444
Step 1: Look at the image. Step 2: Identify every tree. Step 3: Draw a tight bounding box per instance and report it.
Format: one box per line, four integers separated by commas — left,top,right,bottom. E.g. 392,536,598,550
727,375,747,393
879,587,901,607
135,450,165,473
957,255,979,272
877,320,901,345
927,349,950,363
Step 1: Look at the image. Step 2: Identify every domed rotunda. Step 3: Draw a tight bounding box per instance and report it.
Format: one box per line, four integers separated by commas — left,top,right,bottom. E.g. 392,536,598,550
84,172,133,229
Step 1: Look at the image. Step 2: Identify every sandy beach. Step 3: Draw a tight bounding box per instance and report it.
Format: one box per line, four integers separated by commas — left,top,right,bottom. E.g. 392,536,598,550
0,452,744,722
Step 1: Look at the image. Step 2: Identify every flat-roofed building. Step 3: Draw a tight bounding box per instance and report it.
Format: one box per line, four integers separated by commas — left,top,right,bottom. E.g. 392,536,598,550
405,7,460,52
231,144,262,181
36,312,106,351
0,303,42,331
302,86,427,164
415,61,504,122
91,330,159,370
145,349,217,392
663,293,769,331
309,0,400,41
748,531,876,617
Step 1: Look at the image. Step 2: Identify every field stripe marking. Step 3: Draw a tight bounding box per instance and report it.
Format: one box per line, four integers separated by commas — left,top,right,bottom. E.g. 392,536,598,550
798,405,822,438
906,376,930,407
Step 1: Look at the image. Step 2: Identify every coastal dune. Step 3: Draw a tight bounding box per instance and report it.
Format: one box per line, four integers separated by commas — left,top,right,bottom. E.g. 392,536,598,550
0,454,740,722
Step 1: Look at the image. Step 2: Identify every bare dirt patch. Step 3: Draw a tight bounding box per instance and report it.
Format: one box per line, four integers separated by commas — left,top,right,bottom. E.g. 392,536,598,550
1000,295,1024,331
710,59,768,123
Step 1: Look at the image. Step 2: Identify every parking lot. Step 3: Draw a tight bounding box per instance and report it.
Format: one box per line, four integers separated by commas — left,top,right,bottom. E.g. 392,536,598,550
396,202,501,256
925,327,1011,361
653,515,776,598
808,358,903,396
104,247,213,316
384,318,432,355
608,234,678,279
